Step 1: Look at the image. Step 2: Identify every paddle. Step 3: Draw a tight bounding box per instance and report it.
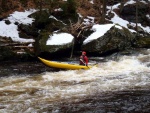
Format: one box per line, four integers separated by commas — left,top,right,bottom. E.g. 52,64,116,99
80,59,90,68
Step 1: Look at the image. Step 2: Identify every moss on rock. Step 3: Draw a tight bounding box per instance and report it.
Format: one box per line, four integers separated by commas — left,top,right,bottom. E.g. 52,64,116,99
0,46,16,61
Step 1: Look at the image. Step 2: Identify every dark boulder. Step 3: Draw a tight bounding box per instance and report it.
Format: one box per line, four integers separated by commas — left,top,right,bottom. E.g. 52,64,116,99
82,25,136,55
121,1,150,27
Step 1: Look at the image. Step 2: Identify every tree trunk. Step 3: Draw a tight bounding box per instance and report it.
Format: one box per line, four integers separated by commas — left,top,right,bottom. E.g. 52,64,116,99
70,38,75,58
136,1,138,32
101,0,107,24
120,0,125,14
34,34,41,56
39,0,43,14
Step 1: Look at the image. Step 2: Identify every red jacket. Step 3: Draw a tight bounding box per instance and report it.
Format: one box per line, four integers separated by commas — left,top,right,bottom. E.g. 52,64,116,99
80,55,88,66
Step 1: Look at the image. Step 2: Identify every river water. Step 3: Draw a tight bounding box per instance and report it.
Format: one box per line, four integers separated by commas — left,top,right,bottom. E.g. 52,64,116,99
0,49,150,113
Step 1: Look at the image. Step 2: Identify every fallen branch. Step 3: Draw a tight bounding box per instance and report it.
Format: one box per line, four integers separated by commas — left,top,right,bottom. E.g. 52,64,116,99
14,46,33,48
0,42,33,47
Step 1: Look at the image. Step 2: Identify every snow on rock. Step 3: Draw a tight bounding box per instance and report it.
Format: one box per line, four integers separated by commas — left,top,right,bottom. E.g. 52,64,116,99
124,0,136,6
46,33,74,45
7,9,36,25
89,0,94,4
83,24,122,44
0,9,36,43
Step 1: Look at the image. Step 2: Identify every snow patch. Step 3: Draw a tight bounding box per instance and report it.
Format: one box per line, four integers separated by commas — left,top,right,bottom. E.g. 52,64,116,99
83,24,122,44
46,33,74,45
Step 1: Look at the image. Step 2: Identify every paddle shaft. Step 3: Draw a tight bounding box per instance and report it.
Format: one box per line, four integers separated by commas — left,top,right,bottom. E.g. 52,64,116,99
80,59,89,68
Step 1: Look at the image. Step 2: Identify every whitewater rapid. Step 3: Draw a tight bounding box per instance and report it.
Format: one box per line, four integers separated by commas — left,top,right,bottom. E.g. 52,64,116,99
0,49,149,113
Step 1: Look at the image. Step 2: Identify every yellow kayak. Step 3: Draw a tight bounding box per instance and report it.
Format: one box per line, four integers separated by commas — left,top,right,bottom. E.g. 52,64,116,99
38,57,91,70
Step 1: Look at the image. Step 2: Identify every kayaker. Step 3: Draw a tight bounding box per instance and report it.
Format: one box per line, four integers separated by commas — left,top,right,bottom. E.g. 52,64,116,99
79,51,88,66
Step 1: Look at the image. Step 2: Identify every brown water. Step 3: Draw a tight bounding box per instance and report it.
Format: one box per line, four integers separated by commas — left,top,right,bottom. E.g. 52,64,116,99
0,49,150,113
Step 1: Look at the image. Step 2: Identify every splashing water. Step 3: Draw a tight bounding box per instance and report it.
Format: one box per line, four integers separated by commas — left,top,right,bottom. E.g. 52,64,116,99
0,49,150,112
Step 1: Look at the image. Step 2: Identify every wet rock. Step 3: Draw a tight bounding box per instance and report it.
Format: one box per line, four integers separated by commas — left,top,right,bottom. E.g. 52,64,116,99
121,1,150,27
82,25,135,55
18,24,39,37
133,33,150,48
0,46,16,61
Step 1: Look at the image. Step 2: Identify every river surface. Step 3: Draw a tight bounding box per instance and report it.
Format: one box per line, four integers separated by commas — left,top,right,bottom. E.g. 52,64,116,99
0,49,150,113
